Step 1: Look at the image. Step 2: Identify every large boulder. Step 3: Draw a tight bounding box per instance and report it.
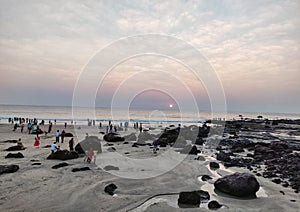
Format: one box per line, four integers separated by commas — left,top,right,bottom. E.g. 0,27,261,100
0,165,19,175
103,133,125,142
5,152,24,158
75,136,102,154
124,133,137,141
104,183,118,196
137,131,153,143
157,127,180,145
6,145,26,151
214,172,260,197
178,191,200,206
216,151,231,162
64,133,73,137
47,150,79,160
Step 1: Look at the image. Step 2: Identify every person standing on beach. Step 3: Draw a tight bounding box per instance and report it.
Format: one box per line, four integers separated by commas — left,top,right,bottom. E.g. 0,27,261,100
27,122,32,134
86,148,93,163
34,135,40,147
64,122,67,128
93,150,98,164
139,123,143,132
69,138,74,151
61,130,65,143
152,138,159,154
48,121,53,133
13,123,18,131
55,130,60,143
20,123,24,133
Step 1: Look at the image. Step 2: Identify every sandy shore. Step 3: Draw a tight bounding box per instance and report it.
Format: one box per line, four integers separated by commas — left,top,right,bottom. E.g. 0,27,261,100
0,123,299,212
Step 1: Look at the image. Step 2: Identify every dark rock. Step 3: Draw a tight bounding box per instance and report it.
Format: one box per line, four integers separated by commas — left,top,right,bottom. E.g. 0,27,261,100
47,150,79,160
158,127,180,145
180,145,200,155
5,152,24,158
0,164,19,175
272,178,281,184
201,175,213,181
194,137,205,145
198,125,210,138
72,167,90,172
6,145,26,151
195,156,205,161
123,142,129,144
32,163,41,166
103,165,119,171
132,143,139,148
198,190,210,202
52,162,69,169
43,145,51,148
178,191,200,206
210,162,220,169
208,200,222,209
214,172,260,197
103,133,125,142
104,183,118,195
75,136,102,154
1,140,18,143
107,147,116,152
124,133,137,141
216,151,231,162
64,133,73,137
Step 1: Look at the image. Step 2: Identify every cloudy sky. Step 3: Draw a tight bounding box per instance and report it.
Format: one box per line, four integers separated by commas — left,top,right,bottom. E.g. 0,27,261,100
0,0,299,113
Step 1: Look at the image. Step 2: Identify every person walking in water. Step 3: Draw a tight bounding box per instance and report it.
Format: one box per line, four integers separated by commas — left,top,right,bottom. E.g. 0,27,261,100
55,130,60,143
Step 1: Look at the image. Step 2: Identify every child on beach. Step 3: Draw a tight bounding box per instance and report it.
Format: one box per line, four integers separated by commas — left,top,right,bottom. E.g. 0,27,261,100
87,148,93,163
93,150,98,164
50,142,59,154
20,123,24,133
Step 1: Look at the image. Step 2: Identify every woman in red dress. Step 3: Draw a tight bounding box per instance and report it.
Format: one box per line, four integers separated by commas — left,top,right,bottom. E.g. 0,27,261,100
34,135,40,147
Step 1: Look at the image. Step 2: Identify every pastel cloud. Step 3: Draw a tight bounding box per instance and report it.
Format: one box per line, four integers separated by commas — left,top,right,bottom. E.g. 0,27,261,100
0,0,299,113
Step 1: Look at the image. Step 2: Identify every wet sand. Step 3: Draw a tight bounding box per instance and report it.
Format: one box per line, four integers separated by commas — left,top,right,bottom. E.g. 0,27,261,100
0,123,299,212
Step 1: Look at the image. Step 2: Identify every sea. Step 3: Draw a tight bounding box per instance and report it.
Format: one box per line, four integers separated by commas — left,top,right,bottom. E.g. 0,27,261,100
1,104,299,126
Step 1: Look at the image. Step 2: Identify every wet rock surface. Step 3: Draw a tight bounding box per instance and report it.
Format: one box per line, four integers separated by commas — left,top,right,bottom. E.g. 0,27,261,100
214,119,300,193
214,172,260,197
0,164,19,175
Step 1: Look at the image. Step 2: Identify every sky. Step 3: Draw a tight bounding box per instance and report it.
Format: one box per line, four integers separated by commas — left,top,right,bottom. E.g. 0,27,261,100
0,0,299,113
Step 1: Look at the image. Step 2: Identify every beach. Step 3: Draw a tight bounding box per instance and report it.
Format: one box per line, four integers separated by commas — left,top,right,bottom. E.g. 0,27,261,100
0,118,299,212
